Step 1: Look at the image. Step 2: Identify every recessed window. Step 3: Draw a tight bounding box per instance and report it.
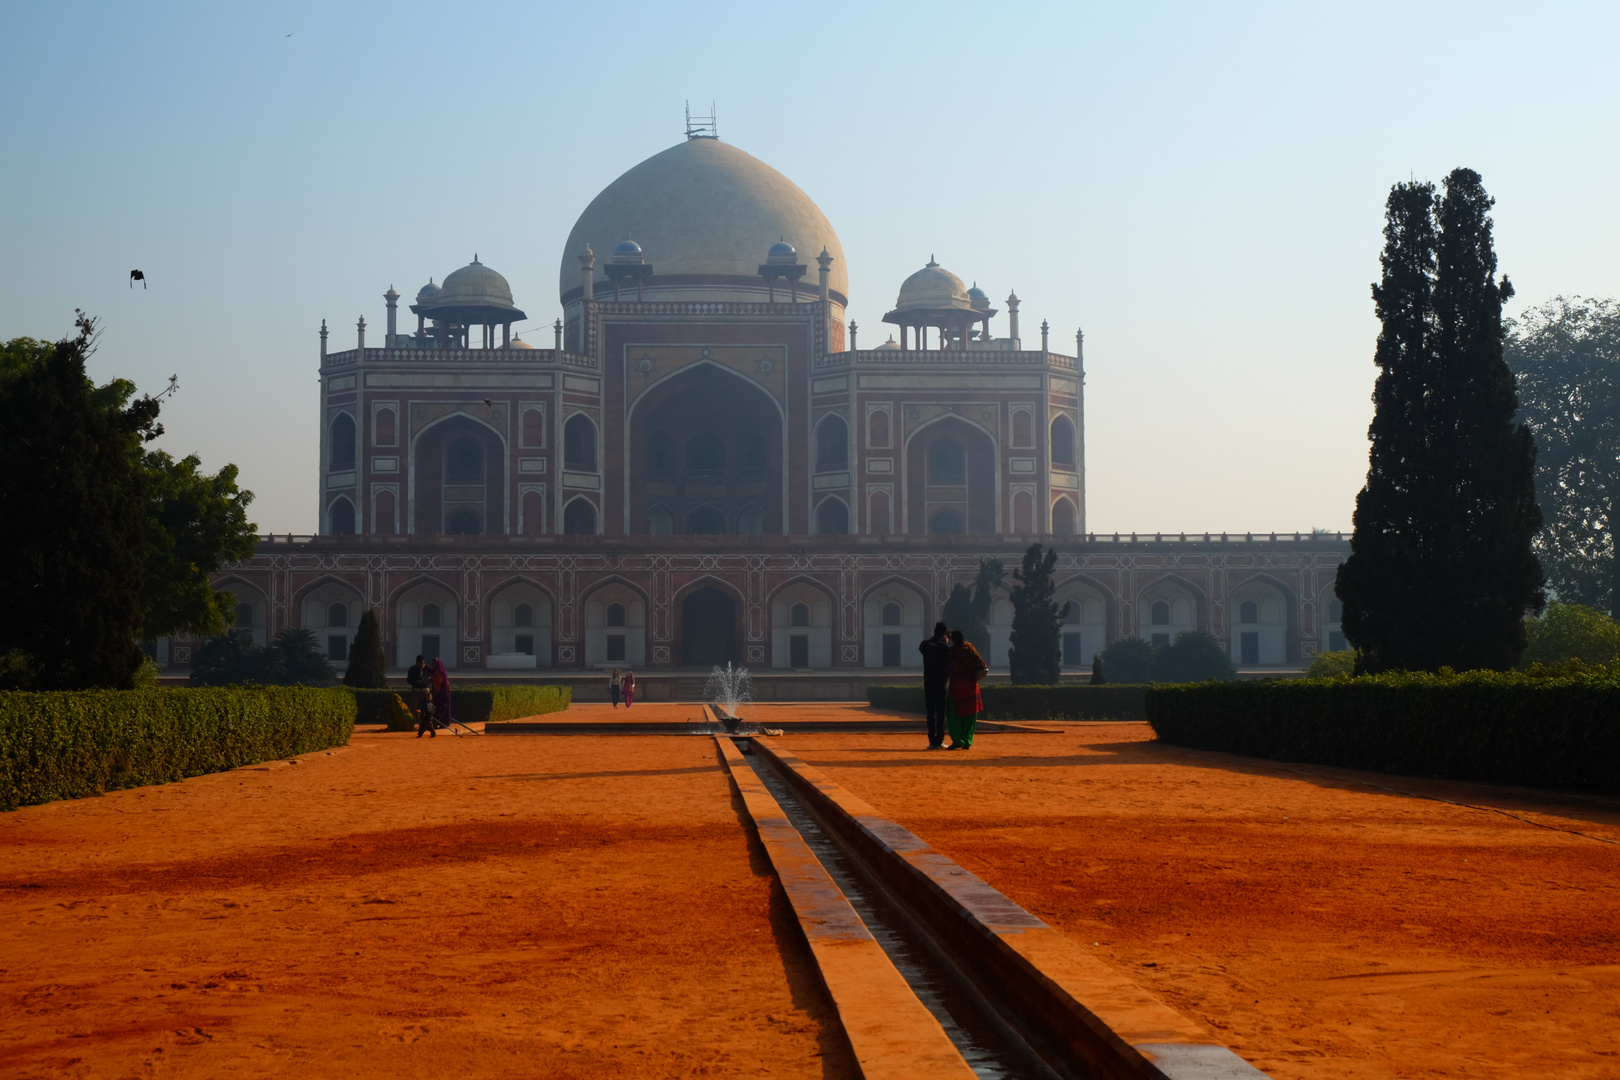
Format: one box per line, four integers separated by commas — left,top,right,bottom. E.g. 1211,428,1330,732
446,438,483,484
929,508,964,535
816,414,849,470
1150,600,1171,625
882,633,901,667
606,603,627,628
737,505,766,535
686,433,726,476
606,634,626,661
445,509,480,535
564,415,597,470
790,603,811,627
563,498,596,535
327,603,348,628
421,603,442,628
1051,416,1076,467
521,408,544,448
816,498,849,535
235,603,255,628
881,602,902,626
514,603,534,628
1012,410,1032,447
329,497,356,535
1239,600,1259,625
790,635,810,668
328,635,348,662
687,507,726,535
374,407,396,447
515,634,534,656
329,414,356,471
868,410,890,448
1328,600,1343,622
928,438,965,484
647,505,674,535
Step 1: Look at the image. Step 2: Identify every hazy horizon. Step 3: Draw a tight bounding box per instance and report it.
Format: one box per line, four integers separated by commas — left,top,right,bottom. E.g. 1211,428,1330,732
4,1,1617,535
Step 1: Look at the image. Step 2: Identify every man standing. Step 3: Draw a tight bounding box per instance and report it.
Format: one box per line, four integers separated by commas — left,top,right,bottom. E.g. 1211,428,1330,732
918,621,951,750
407,654,430,731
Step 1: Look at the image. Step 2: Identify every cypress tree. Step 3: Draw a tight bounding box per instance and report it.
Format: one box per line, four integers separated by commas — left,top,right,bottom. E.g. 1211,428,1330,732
343,609,389,688
1337,171,1543,672
0,315,153,688
1007,543,1060,683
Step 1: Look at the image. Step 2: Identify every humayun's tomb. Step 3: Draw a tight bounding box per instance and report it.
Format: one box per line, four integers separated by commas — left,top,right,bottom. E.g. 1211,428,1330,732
163,120,1350,690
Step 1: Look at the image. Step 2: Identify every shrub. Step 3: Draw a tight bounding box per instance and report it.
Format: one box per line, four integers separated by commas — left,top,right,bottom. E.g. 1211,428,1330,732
868,683,1146,721
1145,669,1620,795
357,684,573,730
1099,638,1155,683
343,610,388,688
0,686,354,810
1156,630,1237,682
1305,650,1356,679
1522,601,1620,667
189,628,337,687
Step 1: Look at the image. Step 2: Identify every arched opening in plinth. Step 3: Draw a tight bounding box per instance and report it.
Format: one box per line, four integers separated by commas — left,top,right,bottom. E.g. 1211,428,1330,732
681,585,738,667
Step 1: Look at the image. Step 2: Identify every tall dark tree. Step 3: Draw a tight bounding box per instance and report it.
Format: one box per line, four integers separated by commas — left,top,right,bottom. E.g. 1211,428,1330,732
940,558,1004,656
0,315,158,688
1007,543,1060,683
1506,296,1620,610
1337,170,1544,672
343,609,389,688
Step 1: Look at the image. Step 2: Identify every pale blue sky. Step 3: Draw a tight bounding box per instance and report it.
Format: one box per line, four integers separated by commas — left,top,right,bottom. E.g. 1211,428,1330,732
3,1,1617,533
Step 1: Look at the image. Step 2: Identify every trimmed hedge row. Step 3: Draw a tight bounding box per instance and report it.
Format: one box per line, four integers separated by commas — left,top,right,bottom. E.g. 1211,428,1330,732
0,687,355,811
358,684,573,730
1145,671,1620,795
868,683,1147,720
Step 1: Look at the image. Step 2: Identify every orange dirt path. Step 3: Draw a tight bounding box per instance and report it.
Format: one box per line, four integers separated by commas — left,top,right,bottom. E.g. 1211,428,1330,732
756,711,1620,1080
0,705,857,1080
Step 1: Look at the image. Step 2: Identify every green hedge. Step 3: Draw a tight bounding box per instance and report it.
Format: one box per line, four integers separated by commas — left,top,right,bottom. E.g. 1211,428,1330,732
868,683,1147,720
0,687,355,811
1145,670,1620,795
360,684,573,731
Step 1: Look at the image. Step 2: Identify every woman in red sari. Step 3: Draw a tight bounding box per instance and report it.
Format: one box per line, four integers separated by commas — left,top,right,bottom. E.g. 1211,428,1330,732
945,629,988,750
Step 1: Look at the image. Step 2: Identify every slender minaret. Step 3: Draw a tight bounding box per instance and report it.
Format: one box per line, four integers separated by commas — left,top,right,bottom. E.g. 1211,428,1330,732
319,319,328,359
357,315,366,352
817,247,832,303
1006,291,1020,346
384,286,399,347
578,245,596,352
849,319,858,351
554,318,563,352
1040,319,1049,353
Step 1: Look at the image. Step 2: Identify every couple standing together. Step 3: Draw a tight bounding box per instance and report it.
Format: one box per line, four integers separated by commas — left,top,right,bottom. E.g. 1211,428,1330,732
918,622,988,750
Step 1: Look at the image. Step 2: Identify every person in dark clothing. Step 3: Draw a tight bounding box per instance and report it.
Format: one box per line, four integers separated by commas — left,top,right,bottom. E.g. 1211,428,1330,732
407,655,430,730
918,621,951,750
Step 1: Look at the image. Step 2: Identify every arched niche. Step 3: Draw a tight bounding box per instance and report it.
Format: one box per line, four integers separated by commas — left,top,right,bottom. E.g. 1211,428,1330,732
395,580,458,669
488,581,553,669
299,579,365,668
905,416,996,536
220,579,270,647
1319,584,1347,653
1138,577,1200,646
1054,578,1112,669
862,580,929,668
628,364,783,535
412,415,506,537
677,582,740,667
329,412,356,471
768,581,835,669
582,581,647,669
1228,574,1300,666
816,495,850,535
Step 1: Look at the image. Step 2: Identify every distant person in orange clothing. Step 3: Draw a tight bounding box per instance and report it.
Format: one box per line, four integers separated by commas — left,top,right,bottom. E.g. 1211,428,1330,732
945,630,987,750
622,669,635,708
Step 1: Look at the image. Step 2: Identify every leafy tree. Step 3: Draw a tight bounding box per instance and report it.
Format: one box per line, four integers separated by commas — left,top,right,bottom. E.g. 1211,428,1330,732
1521,600,1620,667
1007,544,1060,683
343,609,389,687
1098,638,1154,683
940,558,1005,656
138,449,257,639
1506,296,1620,611
1305,650,1357,679
1337,170,1544,673
1156,631,1237,682
0,316,158,688
269,628,338,687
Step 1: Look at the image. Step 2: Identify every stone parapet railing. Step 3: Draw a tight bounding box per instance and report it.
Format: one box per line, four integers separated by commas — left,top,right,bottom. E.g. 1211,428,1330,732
816,349,1078,371
321,347,596,369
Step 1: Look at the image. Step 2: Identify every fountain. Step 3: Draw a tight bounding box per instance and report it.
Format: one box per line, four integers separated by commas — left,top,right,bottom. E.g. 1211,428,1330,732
705,662,754,733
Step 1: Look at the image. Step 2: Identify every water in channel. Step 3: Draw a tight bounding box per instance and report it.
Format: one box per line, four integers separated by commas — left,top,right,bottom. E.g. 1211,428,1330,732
743,748,1061,1080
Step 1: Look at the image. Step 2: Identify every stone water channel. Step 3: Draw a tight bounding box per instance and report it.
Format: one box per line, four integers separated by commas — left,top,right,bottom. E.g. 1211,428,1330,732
738,740,1062,1080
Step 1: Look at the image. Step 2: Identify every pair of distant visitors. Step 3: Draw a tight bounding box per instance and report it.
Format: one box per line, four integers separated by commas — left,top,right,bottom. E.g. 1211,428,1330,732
607,668,635,708
918,622,988,750
407,654,454,737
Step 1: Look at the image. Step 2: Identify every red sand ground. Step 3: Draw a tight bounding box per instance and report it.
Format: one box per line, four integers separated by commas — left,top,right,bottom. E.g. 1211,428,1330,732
4,702,1618,1079
757,706,1620,1080
0,704,858,1080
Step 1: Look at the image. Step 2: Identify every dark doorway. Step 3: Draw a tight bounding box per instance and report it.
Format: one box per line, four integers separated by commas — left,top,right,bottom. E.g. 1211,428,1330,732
681,586,736,666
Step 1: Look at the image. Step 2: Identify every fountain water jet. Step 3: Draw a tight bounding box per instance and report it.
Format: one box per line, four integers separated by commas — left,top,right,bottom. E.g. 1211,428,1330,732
705,662,754,733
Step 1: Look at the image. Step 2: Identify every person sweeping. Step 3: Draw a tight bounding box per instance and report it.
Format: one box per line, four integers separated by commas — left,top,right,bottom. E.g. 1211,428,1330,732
945,629,988,750
431,658,454,733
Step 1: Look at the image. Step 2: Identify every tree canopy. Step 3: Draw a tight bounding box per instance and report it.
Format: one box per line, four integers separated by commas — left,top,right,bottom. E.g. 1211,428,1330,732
0,318,257,687
940,558,1004,656
1506,296,1620,611
1337,170,1544,673
1007,544,1060,683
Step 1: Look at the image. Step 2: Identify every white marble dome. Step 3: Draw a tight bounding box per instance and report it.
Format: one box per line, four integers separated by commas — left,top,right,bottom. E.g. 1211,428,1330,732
560,139,848,304
438,257,516,309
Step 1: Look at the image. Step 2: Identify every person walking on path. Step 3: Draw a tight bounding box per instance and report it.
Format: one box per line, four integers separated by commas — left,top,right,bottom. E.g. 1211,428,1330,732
623,669,636,708
608,668,622,708
945,629,988,750
407,654,430,729
918,621,951,749
430,658,454,733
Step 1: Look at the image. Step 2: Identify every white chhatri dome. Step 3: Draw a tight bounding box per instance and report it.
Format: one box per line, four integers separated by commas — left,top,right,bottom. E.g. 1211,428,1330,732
438,256,516,309
895,258,972,312
560,139,848,304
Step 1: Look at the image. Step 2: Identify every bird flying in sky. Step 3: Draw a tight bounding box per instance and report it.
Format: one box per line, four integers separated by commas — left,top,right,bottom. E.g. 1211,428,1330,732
130,270,146,289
